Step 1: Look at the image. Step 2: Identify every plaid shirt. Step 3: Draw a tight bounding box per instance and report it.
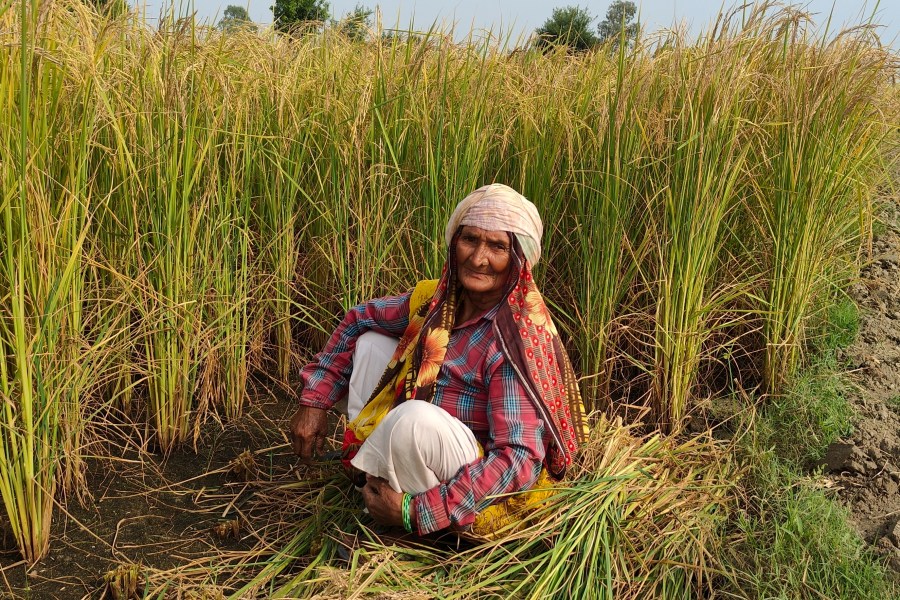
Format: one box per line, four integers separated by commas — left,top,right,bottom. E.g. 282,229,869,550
298,291,547,535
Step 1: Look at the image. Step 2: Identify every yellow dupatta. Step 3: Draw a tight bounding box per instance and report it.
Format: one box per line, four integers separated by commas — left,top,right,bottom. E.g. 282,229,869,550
348,279,439,443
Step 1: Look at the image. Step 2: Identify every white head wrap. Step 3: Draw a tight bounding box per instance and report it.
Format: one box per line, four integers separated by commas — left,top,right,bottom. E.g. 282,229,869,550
444,184,543,266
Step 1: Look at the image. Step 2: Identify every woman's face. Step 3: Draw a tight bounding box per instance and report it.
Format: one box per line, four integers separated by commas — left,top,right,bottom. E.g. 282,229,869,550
455,225,512,298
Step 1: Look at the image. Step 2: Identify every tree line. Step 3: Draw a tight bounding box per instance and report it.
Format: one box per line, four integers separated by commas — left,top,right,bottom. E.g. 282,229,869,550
216,1,639,50
87,0,639,50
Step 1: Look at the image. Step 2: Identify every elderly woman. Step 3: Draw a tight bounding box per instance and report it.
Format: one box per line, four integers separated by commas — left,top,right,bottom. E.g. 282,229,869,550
288,184,586,537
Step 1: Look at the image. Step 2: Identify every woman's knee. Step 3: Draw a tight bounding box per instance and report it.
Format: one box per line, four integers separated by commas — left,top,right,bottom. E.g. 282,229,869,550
386,402,479,471
382,400,442,430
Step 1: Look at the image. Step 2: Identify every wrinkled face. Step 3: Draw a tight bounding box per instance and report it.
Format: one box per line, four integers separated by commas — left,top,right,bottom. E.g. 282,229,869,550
455,225,512,297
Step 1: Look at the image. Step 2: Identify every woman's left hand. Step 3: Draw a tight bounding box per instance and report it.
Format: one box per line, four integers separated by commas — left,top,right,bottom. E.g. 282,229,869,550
361,475,405,528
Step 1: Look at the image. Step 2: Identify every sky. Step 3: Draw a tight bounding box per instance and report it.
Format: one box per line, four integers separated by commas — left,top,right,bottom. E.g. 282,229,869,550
132,1,900,48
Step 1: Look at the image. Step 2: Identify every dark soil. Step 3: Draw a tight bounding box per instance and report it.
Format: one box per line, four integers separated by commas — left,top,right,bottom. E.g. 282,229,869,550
823,195,900,575
0,389,302,600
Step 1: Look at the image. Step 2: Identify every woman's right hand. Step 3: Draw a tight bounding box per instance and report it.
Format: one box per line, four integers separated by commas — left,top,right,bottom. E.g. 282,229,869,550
288,405,328,463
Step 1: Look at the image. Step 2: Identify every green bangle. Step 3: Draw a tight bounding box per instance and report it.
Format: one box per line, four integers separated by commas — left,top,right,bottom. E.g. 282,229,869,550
401,493,414,533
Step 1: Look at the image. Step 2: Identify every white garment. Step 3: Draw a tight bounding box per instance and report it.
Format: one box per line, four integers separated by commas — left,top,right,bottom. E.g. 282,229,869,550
351,400,481,494
340,331,480,494
333,330,399,422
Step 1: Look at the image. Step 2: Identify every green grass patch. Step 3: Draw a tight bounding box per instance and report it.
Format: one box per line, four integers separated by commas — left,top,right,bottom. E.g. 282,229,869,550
723,449,898,600
758,359,855,466
757,295,859,466
821,297,860,355
871,215,889,239
721,294,897,599
887,395,900,412
808,295,860,360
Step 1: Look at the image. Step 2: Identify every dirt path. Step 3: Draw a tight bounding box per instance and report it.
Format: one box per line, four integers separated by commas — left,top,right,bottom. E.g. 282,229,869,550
827,194,900,574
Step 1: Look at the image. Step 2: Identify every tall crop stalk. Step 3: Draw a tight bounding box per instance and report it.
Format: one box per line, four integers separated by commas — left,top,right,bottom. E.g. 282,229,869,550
51,73,94,497
202,114,254,420
217,186,252,420
130,22,219,449
0,0,56,562
646,41,747,430
412,37,499,274
754,26,891,392
308,34,395,313
497,54,572,288
0,0,104,560
256,117,307,380
561,50,645,412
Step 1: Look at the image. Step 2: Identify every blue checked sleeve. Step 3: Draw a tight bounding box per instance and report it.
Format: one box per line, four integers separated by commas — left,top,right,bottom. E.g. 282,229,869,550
298,291,412,410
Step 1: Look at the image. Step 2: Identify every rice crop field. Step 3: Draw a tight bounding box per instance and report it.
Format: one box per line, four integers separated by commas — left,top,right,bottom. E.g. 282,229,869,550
1,0,898,597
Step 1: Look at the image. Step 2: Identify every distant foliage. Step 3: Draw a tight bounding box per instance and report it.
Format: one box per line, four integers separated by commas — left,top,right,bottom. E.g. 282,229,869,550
536,2,639,52
271,0,330,33
335,4,373,42
218,5,257,32
597,0,640,48
535,6,599,52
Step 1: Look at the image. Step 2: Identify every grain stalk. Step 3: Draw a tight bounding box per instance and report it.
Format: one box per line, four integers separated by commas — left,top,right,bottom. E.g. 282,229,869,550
755,27,890,392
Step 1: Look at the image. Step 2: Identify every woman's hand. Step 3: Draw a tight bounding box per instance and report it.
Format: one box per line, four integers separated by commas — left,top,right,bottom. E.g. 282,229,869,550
361,475,406,528
288,405,328,463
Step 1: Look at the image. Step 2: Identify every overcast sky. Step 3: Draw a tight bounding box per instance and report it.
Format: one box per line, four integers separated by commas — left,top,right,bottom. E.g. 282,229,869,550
132,1,899,47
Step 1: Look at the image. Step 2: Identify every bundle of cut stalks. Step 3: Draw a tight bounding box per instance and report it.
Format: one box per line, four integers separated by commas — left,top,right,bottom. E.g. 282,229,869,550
145,417,737,599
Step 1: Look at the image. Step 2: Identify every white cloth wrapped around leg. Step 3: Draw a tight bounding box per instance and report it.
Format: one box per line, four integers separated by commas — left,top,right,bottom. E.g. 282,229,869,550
333,331,399,421
351,400,481,494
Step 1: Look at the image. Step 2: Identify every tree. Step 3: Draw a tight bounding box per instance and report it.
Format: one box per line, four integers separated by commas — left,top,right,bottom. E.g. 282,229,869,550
597,1,639,48
535,6,598,52
271,0,330,33
335,4,373,42
218,5,256,32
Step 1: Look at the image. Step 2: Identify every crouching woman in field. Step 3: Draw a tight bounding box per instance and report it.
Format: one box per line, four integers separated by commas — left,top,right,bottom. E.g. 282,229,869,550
287,184,587,539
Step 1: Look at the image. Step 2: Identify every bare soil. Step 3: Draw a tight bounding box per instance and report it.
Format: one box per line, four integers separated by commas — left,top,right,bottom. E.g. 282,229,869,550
824,195,900,574
0,390,301,599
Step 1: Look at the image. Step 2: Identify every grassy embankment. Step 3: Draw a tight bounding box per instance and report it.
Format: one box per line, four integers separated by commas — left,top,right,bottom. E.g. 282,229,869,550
1,0,898,597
